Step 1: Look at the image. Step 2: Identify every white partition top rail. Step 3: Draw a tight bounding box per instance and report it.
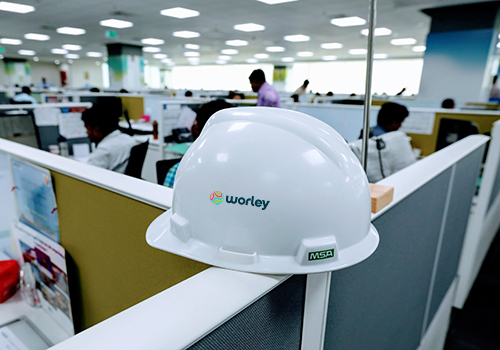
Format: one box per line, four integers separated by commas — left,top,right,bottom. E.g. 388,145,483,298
0,103,92,110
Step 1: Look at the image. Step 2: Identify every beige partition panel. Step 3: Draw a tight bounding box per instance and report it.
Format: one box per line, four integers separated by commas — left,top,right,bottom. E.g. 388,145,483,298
120,96,144,121
408,112,500,156
52,172,208,330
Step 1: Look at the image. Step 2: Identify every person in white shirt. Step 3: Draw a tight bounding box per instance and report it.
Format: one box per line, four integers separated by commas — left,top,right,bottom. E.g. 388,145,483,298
81,104,137,173
12,86,38,104
293,79,309,96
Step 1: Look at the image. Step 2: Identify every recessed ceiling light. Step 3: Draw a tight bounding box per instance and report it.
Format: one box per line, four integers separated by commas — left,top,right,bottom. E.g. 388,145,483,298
322,55,337,61
254,53,269,59
62,44,81,51
390,38,417,45
233,23,265,32
0,54,3,59
284,34,310,42
297,51,313,57
103,57,108,62
321,42,343,49
154,53,168,59
33,56,39,62
142,46,161,53
0,38,22,45
348,49,367,55
331,16,366,27
173,31,200,38
18,49,35,56
412,45,426,52
95,61,101,66
221,49,238,55
24,33,50,41
54,59,60,65
374,53,388,59
184,51,200,57
266,46,285,52
184,44,199,50
51,48,68,54
361,27,392,36
86,52,102,57
225,39,248,46
65,54,79,59
141,38,164,45
246,58,258,63
67,59,73,64
256,0,298,4
281,57,294,62
0,1,34,13
218,55,232,60
216,60,227,64
56,27,86,35
99,19,133,29
161,7,199,19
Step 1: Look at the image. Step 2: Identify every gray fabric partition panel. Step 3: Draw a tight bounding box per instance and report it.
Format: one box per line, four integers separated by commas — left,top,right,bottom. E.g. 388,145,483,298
487,147,500,212
323,169,452,350
425,146,485,329
188,274,306,350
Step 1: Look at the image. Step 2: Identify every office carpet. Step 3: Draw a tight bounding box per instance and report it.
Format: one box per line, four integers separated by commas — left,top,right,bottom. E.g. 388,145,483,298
444,230,500,350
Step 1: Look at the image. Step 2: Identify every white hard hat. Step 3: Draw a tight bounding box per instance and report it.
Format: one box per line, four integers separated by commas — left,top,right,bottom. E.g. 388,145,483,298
146,107,379,274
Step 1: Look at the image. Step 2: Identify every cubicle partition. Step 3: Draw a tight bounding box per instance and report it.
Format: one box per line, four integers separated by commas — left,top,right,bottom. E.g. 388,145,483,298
3,133,479,349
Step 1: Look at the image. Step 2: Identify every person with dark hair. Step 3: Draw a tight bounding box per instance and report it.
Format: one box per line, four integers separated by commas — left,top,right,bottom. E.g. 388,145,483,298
489,75,500,102
119,89,129,93
89,87,100,92
81,103,137,173
326,91,334,97
372,102,409,137
185,90,193,97
293,79,309,96
36,77,53,89
249,69,281,108
164,100,233,188
441,98,455,109
13,86,38,104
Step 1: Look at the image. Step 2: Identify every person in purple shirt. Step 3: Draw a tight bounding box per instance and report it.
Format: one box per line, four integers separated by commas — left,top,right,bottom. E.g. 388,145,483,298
249,69,281,108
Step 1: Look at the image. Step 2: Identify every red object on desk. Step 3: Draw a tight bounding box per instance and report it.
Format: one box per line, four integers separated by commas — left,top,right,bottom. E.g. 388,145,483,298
0,260,19,303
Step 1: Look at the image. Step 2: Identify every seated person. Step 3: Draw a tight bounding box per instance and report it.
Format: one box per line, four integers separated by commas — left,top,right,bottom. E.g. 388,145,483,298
81,104,138,173
164,100,233,188
362,102,409,138
12,86,38,104
441,98,455,109
349,130,417,183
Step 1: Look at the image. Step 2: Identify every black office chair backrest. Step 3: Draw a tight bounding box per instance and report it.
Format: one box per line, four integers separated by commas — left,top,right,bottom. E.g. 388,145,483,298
124,140,149,179
435,118,479,152
156,158,182,185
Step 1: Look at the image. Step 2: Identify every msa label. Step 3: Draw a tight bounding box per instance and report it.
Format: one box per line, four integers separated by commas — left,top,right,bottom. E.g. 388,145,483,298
308,248,335,261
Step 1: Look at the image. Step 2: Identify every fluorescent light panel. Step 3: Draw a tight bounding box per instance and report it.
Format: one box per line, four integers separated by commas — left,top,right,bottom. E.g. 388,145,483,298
99,19,133,29
225,40,248,46
184,44,199,50
412,45,426,52
142,47,161,53
153,54,168,59
51,48,68,54
0,38,22,45
221,49,238,55
321,42,343,49
184,51,200,57
284,34,310,42
56,27,86,35
322,55,337,61
141,38,164,45
254,53,269,59
62,44,81,51
216,60,227,64
234,23,265,32
161,7,199,19
266,46,285,52
374,53,388,59
349,48,367,55
256,0,298,4
331,16,366,27
187,57,199,62
18,49,35,55
361,27,392,36
86,52,102,57
0,1,34,13
65,54,79,59
24,33,50,41
390,38,417,45
218,55,232,60
173,31,200,38
297,51,313,57
281,57,294,62
246,58,258,63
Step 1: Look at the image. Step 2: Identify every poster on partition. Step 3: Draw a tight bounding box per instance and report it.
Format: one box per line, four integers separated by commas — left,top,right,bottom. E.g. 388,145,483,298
10,158,60,243
12,221,74,336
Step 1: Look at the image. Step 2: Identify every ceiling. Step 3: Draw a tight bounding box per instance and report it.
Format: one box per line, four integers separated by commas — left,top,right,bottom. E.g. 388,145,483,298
0,0,496,66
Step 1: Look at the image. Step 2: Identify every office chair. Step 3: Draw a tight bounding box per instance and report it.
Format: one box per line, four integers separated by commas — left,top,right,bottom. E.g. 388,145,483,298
124,140,149,179
119,109,153,136
435,118,479,152
156,158,182,185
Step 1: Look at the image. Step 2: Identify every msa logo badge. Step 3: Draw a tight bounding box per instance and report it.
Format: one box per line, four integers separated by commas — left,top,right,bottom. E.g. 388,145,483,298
308,249,335,261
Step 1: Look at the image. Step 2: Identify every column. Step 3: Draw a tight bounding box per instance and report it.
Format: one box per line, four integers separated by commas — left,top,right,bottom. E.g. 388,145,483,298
106,43,145,91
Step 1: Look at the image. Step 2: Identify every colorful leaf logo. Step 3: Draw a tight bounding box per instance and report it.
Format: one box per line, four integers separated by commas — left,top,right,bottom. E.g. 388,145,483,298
210,191,224,205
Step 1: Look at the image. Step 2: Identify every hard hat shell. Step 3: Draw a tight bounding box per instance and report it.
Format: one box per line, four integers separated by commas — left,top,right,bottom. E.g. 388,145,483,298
147,107,379,274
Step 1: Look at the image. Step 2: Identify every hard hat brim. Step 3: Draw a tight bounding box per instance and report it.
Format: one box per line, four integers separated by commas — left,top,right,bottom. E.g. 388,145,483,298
146,210,379,274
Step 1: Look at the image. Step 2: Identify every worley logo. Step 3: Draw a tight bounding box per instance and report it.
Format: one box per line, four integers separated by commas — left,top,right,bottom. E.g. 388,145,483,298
210,191,224,205
210,191,270,210
308,249,335,261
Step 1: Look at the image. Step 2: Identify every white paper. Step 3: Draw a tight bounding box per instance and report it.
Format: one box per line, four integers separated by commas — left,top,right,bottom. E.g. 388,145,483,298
72,143,90,160
174,106,197,130
0,326,30,350
399,112,436,135
58,112,87,139
33,108,60,127
162,104,182,136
